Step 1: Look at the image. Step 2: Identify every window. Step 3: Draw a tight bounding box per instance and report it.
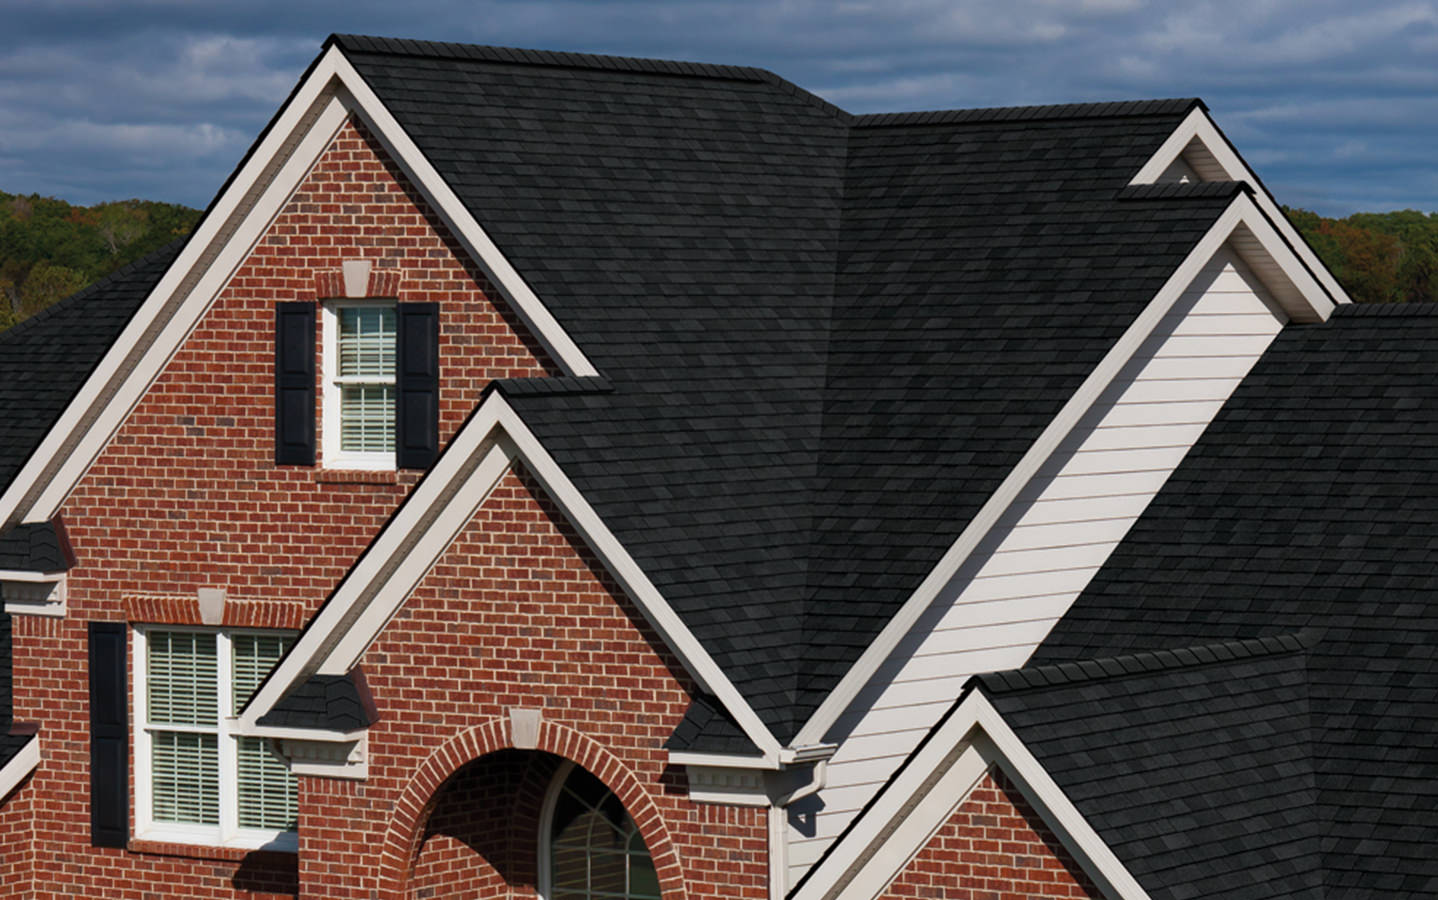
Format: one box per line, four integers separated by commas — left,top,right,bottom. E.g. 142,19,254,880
323,301,397,469
134,627,298,849
543,764,660,900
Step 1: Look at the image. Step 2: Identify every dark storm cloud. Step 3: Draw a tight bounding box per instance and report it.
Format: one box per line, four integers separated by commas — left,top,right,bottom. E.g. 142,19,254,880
4,0,1437,215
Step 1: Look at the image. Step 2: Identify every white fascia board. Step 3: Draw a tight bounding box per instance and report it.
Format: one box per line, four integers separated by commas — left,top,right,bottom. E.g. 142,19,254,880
791,691,1151,900
1130,107,1351,308
327,50,597,377
237,417,515,731
668,751,781,771
3,44,594,529
792,195,1319,748
234,722,367,743
0,735,40,803
0,570,64,583
240,392,782,759
1227,194,1336,322
1,66,347,530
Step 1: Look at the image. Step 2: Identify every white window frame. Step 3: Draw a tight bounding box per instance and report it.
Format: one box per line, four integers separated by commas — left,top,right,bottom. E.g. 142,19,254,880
132,625,299,851
322,299,397,470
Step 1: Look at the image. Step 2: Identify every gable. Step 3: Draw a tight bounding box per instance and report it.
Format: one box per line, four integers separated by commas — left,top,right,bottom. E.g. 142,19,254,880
881,769,1101,900
57,116,553,606
0,44,594,532
361,463,699,769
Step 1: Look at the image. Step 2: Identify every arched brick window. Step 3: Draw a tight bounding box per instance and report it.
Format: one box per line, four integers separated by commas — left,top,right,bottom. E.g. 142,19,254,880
541,763,660,900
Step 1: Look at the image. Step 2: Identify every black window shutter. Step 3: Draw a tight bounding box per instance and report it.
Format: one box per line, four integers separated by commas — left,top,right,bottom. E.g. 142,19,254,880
274,302,317,465
396,303,440,469
88,621,128,848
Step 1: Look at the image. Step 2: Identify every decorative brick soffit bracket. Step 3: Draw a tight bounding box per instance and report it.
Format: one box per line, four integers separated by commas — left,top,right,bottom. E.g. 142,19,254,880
315,258,403,299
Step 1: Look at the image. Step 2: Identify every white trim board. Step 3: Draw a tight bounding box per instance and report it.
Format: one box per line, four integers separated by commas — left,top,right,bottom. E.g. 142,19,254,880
789,690,1151,900
791,192,1335,749
0,43,596,531
1130,106,1351,308
0,734,40,803
237,391,782,760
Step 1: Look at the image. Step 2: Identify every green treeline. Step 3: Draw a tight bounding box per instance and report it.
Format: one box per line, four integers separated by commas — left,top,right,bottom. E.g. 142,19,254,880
0,191,201,331
1284,207,1438,304
0,189,1435,333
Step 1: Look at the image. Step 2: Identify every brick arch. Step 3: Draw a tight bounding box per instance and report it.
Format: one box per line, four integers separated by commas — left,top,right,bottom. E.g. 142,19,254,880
378,717,688,900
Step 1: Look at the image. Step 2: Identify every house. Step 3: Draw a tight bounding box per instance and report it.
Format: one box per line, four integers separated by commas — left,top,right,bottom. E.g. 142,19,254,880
0,32,1426,900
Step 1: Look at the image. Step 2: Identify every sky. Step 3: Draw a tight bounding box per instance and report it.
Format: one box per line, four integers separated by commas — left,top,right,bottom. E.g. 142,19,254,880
3,0,1437,217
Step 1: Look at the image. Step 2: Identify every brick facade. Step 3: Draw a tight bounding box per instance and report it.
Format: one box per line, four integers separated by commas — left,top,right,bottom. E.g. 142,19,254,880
299,467,770,900
2,116,772,898
881,769,1101,900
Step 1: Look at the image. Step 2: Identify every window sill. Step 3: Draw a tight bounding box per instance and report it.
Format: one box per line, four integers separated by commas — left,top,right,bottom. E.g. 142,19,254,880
128,837,297,861
315,469,399,485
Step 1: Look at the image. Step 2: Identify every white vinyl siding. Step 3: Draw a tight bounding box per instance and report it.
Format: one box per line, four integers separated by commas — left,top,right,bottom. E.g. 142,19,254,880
786,244,1287,884
135,627,298,849
324,301,396,468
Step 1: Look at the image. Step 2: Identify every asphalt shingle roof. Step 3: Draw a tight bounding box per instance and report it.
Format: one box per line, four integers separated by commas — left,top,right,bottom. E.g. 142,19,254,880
259,672,377,732
333,35,1234,742
0,522,69,573
0,242,182,498
1009,302,1438,899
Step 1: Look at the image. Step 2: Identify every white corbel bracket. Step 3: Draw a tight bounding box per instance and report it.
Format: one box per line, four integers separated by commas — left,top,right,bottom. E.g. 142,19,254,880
274,733,369,780
683,743,836,808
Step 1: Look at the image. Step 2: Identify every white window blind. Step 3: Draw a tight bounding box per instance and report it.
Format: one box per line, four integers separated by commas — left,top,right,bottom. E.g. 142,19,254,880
139,628,299,847
232,634,298,831
336,306,395,455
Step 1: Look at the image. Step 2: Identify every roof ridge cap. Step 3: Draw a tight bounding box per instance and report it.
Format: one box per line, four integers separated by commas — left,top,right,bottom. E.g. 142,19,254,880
486,374,614,399
978,631,1310,694
326,33,773,83
851,97,1204,129
1332,300,1438,317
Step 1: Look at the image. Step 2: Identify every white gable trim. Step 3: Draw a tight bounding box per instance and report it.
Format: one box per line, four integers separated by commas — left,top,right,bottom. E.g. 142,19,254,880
790,690,1151,900
0,44,596,531
792,193,1334,748
237,391,783,759
1130,106,1352,307
0,735,40,803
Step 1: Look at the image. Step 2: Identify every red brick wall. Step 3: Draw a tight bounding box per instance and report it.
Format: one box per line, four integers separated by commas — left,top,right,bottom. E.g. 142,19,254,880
7,116,554,897
0,772,36,898
6,114,770,898
300,467,770,900
881,769,1101,900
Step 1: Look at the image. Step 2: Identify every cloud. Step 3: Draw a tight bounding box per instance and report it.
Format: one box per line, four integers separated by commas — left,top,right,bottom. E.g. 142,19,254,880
1,0,1435,215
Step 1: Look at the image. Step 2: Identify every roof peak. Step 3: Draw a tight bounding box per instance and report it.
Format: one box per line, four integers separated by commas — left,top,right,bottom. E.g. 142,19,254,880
978,631,1312,695
325,35,1203,131
326,33,774,83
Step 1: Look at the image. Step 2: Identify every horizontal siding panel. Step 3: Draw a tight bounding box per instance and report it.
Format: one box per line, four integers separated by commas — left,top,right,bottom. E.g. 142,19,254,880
1164,291,1281,316
1159,312,1285,336
998,517,1141,552
1132,355,1264,380
932,591,1079,632
1059,422,1208,454
1050,445,1191,477
977,541,1128,579
946,567,1103,604
1089,399,1227,429
829,699,957,745
1148,333,1278,358
1109,378,1242,404
1016,468,1173,503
